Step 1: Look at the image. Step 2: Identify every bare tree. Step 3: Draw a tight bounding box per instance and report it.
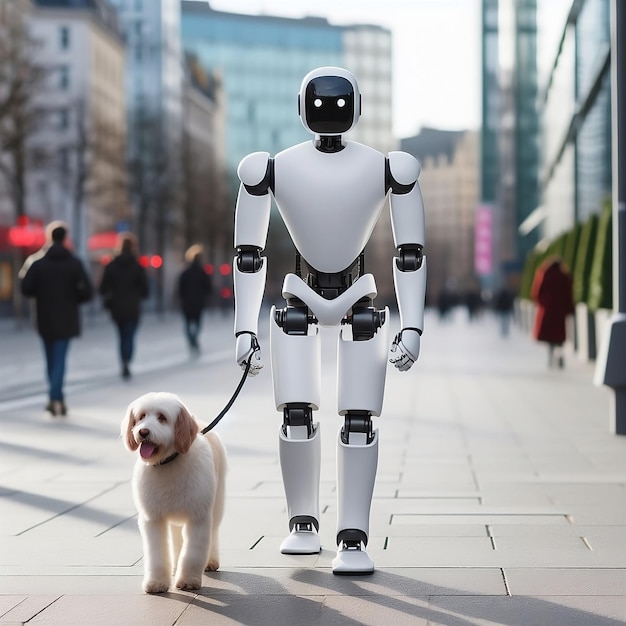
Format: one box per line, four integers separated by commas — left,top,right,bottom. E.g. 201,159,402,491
54,98,129,256
0,5,47,221
128,106,182,312
181,122,231,261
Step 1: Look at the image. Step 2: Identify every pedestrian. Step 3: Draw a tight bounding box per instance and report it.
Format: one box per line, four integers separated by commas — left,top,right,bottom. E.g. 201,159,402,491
99,232,149,379
177,244,213,355
493,285,515,337
20,222,93,416
531,256,575,368
18,219,67,280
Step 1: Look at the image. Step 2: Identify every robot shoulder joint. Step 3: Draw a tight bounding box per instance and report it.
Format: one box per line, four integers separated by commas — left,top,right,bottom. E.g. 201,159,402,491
237,152,274,195
386,151,421,195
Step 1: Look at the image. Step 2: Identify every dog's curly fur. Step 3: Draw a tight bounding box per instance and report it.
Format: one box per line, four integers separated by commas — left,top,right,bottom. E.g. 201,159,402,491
122,392,226,594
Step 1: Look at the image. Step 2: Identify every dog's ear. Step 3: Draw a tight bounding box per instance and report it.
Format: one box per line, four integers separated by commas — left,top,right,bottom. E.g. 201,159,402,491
174,403,199,454
121,406,139,451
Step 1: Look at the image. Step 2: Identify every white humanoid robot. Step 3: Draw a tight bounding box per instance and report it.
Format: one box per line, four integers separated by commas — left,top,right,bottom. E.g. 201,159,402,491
233,66,426,574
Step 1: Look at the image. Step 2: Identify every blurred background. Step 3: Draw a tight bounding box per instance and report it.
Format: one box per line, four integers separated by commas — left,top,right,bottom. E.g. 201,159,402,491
0,0,618,365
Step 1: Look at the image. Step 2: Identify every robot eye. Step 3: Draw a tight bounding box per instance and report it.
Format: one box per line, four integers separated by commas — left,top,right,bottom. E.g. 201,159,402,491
313,98,323,108
337,98,346,108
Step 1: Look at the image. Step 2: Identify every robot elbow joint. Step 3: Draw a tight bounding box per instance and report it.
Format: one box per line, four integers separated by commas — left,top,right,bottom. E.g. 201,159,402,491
237,246,263,273
395,244,424,272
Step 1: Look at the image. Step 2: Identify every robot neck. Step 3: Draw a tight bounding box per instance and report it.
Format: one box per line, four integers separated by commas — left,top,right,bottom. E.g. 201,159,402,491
315,135,345,153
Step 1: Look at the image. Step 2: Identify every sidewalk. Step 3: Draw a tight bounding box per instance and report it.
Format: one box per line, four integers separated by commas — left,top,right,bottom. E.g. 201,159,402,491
0,308,625,625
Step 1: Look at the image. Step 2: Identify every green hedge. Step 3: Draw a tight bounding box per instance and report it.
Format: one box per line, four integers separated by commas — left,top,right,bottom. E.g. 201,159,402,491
514,203,612,306
573,213,599,304
520,249,540,300
587,201,613,311
563,222,581,274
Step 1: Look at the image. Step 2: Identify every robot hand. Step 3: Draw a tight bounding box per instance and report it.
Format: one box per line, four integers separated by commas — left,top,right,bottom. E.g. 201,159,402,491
389,329,421,372
236,332,263,376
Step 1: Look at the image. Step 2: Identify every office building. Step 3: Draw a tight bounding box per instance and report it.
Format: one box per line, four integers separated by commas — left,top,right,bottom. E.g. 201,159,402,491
534,0,611,243
402,129,480,304
29,0,127,259
180,1,395,296
181,1,394,179
481,0,540,286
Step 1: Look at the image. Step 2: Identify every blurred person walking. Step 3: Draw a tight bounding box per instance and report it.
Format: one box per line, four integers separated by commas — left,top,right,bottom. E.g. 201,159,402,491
493,285,515,337
18,220,68,279
99,232,149,379
177,244,213,355
531,257,575,368
20,223,93,416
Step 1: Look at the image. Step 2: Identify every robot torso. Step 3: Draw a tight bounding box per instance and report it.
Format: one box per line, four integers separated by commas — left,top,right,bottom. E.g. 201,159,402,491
273,140,387,274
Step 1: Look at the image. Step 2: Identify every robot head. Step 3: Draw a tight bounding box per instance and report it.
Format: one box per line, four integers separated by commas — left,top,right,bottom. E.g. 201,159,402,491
298,67,361,136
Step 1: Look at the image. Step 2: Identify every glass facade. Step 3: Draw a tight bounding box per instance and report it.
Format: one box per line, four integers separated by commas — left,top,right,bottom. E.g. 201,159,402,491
539,0,611,241
481,0,500,206
181,6,345,178
575,0,611,222
514,0,540,262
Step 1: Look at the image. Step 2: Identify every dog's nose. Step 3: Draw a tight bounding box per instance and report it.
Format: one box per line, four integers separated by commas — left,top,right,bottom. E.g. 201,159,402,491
138,428,150,439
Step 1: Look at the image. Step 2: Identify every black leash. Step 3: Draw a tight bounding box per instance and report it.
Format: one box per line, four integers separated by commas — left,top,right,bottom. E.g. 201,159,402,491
201,357,251,435
159,355,253,466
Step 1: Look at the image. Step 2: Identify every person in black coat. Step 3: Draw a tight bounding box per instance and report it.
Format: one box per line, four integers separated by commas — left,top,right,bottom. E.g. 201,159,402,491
99,232,149,379
21,223,93,416
178,244,213,354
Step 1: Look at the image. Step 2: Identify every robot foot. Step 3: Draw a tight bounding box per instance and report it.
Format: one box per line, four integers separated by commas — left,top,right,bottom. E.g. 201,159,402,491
332,541,374,575
280,522,321,555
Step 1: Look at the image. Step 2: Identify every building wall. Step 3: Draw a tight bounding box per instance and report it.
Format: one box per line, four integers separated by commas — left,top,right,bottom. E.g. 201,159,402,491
538,0,611,246
29,7,126,257
404,130,480,304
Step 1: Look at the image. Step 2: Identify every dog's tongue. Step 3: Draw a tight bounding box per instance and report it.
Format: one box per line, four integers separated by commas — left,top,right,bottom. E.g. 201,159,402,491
140,442,157,459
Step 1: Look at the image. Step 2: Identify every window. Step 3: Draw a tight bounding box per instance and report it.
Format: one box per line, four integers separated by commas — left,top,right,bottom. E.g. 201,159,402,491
59,26,70,50
59,66,69,89
58,109,69,130
58,147,70,174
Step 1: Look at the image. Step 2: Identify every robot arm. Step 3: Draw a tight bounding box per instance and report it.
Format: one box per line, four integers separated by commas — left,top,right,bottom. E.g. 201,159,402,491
386,151,427,372
234,152,273,375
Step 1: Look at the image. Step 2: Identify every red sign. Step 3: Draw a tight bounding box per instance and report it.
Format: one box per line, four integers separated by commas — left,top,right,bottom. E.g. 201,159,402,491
474,205,493,276
8,217,46,249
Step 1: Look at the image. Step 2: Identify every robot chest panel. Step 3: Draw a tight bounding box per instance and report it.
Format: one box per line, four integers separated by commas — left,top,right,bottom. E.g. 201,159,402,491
274,143,386,272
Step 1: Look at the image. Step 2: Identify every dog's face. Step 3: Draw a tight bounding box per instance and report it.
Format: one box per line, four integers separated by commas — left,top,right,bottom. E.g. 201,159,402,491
122,392,199,465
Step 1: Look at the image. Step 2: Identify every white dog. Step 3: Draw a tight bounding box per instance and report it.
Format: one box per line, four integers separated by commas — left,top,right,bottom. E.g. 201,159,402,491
121,392,227,594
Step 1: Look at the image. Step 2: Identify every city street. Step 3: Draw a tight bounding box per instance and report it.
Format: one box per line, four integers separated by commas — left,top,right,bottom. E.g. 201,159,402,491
0,307,625,625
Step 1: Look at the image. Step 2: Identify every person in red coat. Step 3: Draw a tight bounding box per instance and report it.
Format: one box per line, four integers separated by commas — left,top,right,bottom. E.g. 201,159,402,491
531,256,575,368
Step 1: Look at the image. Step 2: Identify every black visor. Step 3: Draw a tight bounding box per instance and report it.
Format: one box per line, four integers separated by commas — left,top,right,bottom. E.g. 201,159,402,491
304,76,354,134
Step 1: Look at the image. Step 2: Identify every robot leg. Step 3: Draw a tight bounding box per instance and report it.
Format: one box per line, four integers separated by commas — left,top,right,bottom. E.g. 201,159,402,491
333,309,389,574
270,306,322,554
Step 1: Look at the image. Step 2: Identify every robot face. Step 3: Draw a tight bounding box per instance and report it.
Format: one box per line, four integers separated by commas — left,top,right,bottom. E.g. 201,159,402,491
298,68,361,135
305,76,354,134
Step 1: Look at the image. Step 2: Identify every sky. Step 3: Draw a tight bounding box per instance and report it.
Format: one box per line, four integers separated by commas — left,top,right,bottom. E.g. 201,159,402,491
209,0,483,139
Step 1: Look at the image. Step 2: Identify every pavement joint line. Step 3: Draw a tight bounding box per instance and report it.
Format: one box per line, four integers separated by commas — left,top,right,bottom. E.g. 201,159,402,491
0,348,233,412
14,481,125,536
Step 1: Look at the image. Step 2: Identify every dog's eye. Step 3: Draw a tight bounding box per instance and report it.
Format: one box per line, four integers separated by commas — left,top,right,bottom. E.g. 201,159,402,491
136,413,145,422
157,414,167,423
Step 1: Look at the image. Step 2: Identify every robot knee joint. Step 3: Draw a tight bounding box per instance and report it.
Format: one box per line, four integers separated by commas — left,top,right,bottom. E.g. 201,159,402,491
350,304,386,341
283,403,314,438
341,411,374,445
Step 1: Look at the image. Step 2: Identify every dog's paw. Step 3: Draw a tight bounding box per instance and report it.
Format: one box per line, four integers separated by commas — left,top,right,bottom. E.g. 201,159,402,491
205,558,220,572
143,578,170,594
174,575,202,591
